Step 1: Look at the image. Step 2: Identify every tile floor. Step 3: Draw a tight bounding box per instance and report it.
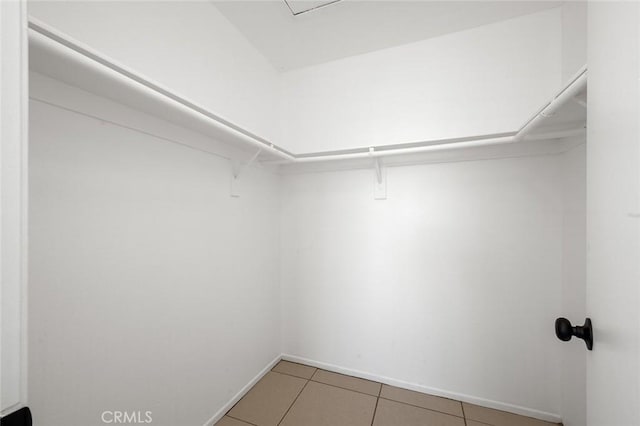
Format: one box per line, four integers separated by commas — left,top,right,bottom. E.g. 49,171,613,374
216,361,562,426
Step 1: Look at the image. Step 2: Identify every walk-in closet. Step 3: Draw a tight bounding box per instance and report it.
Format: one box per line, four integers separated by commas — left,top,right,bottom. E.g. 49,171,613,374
2,2,639,426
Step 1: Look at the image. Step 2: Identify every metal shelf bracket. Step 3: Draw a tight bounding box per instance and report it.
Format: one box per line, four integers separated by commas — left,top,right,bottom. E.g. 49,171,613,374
370,148,386,200
231,148,261,197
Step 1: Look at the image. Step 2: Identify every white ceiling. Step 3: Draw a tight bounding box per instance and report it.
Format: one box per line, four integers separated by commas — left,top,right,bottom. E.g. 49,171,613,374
213,1,562,71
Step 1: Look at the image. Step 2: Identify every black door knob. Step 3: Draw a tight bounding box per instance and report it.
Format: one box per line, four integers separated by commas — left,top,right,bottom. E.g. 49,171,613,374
555,317,593,350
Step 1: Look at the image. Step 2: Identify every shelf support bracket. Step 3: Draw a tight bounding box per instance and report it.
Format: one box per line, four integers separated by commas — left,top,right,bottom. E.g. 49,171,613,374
370,148,387,200
231,148,261,197
572,96,587,108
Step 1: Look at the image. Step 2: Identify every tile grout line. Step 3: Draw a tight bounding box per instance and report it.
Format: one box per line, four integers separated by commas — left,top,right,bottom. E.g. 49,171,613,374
276,360,314,369
224,414,259,426
225,383,259,420
371,381,381,425
370,397,380,426
275,378,310,426
276,373,316,380
308,379,380,398
272,362,318,381
378,397,465,419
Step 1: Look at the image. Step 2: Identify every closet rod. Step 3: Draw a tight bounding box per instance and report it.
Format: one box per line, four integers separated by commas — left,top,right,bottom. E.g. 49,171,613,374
288,128,585,163
272,68,587,164
28,19,295,162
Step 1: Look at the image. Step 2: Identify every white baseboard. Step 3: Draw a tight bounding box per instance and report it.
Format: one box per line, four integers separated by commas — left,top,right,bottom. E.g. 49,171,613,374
282,354,562,424
202,354,282,426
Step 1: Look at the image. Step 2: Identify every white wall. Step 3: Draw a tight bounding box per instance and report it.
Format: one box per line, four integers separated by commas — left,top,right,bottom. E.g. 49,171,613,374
280,154,565,419
28,0,282,144
561,2,587,81
280,8,562,153
28,76,281,426
560,143,586,426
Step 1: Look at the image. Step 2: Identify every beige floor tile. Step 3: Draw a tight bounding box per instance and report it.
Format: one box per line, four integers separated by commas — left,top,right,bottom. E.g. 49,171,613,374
214,417,254,426
272,360,317,379
228,371,306,426
373,398,466,426
463,403,561,426
279,381,377,426
311,369,381,396
380,384,463,417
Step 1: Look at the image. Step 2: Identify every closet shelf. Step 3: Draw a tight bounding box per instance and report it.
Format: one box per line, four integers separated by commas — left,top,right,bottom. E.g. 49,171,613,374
29,18,586,166
28,18,294,162
282,67,587,164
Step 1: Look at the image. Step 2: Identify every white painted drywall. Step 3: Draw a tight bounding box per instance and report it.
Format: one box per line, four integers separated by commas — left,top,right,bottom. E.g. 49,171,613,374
560,143,586,426
28,0,281,143
561,2,587,81
280,8,562,153
28,77,281,426
280,154,565,418
586,3,640,425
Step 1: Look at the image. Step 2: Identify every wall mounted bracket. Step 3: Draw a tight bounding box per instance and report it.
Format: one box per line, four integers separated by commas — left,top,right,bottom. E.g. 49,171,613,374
572,95,587,108
370,149,387,200
231,148,261,197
